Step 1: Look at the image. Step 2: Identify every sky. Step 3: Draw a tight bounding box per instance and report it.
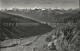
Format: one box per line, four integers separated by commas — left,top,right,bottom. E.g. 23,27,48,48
0,0,79,9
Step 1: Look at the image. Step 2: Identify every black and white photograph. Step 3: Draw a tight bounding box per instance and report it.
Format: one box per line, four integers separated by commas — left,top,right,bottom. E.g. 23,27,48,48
0,0,79,51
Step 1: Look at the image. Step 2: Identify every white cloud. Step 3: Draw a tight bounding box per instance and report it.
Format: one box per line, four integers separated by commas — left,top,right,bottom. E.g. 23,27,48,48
0,0,79,9
0,0,2,9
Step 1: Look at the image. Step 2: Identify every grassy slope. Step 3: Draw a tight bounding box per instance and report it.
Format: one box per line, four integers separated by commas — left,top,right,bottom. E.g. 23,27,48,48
0,11,53,41
1,10,80,51
5,10,76,23
63,12,80,23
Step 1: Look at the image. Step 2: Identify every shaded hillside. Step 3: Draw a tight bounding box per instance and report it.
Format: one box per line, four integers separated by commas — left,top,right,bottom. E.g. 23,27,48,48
5,9,76,23
62,12,80,23
0,12,53,41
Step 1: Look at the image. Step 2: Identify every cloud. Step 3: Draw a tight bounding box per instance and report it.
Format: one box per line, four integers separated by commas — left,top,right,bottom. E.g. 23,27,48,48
0,0,79,9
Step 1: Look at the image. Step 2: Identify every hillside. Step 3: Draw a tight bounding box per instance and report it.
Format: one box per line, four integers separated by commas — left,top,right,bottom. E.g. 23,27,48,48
45,12,80,51
0,11,53,41
5,9,77,23
0,10,80,51
63,12,80,23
